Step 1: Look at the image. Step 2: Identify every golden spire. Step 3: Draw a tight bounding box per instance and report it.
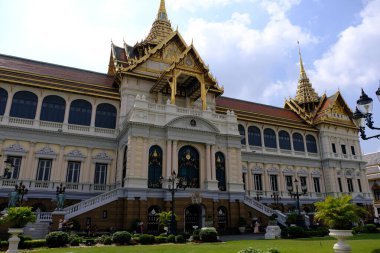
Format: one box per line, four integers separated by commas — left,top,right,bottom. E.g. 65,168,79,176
143,0,173,45
157,0,168,20
294,42,319,110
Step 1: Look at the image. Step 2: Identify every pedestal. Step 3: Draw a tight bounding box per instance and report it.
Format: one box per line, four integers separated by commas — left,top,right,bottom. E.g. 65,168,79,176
329,229,353,253
7,228,23,253
51,211,66,231
265,225,281,239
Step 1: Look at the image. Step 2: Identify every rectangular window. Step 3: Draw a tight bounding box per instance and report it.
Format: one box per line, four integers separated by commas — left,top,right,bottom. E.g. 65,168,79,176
94,163,107,185
285,175,293,190
66,161,81,183
338,178,343,192
332,143,337,153
36,159,52,181
357,179,362,192
254,174,263,191
300,176,307,191
242,173,246,190
351,146,356,155
341,145,347,155
313,178,321,193
347,178,354,192
270,175,278,192
6,156,22,179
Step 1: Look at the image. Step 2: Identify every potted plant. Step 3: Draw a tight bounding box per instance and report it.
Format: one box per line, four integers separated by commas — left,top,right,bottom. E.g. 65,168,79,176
238,217,247,233
0,207,36,253
314,195,364,253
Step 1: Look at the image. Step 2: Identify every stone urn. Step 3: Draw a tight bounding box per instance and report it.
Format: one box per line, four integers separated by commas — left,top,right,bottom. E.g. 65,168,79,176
7,228,24,253
329,229,353,253
265,225,281,239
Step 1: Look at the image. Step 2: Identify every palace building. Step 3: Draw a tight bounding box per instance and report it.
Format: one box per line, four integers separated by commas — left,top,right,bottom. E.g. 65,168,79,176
0,0,373,234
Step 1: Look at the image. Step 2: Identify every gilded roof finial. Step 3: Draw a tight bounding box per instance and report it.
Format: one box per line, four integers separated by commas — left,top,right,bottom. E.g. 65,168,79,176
298,41,307,80
157,0,168,21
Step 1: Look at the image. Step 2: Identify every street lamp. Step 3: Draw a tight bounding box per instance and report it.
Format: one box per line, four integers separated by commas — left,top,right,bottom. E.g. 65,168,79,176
1,158,14,179
254,193,262,202
160,171,187,235
15,182,28,206
56,183,66,211
271,192,281,206
352,87,380,140
287,179,307,215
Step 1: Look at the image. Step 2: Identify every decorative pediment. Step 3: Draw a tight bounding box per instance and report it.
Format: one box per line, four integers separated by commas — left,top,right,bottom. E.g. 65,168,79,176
297,169,308,175
283,168,294,174
251,167,263,174
311,170,321,176
267,167,279,174
93,152,113,161
345,169,353,177
166,116,220,133
4,144,27,154
66,150,86,159
36,146,56,155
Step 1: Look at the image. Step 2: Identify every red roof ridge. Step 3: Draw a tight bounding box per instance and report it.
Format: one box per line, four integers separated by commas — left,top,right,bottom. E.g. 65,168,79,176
217,96,295,112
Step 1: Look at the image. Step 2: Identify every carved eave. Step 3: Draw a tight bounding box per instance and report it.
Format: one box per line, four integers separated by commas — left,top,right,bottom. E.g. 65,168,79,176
284,98,314,125
313,91,356,128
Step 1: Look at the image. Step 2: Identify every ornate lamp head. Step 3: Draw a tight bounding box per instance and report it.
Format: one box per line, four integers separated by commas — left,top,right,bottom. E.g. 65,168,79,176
352,107,366,128
376,83,380,102
357,89,373,115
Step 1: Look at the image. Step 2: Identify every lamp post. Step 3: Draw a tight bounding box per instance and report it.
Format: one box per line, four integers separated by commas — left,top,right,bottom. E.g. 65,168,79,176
160,171,187,235
352,87,380,140
1,158,14,179
288,179,307,226
56,183,66,211
254,193,262,202
14,182,28,206
271,192,281,209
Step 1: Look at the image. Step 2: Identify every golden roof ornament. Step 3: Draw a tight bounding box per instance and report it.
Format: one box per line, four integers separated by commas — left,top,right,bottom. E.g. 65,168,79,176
143,0,173,45
294,41,319,108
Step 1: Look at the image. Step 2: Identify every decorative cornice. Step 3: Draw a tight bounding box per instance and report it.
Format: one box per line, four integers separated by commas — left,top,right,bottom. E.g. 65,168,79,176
3,143,27,154
35,146,56,156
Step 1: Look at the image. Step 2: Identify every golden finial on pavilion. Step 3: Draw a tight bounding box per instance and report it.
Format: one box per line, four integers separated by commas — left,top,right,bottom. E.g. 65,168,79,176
298,41,307,80
157,0,168,21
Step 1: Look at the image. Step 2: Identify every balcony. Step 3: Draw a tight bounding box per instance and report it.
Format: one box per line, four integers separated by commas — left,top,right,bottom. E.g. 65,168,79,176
0,116,118,138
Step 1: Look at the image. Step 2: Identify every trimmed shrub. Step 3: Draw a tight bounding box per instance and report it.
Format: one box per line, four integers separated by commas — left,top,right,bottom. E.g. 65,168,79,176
199,227,218,242
112,231,131,245
22,239,46,249
316,226,329,237
18,235,33,249
68,233,82,246
180,232,191,240
192,229,201,241
363,224,379,233
46,231,69,248
0,240,8,250
159,233,168,237
139,234,155,245
167,234,176,243
155,236,167,244
237,247,281,253
96,234,112,245
287,226,305,238
175,234,185,243
371,249,380,253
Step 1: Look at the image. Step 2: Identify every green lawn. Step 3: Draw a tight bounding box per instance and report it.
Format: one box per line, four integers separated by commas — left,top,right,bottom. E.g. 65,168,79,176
22,234,380,253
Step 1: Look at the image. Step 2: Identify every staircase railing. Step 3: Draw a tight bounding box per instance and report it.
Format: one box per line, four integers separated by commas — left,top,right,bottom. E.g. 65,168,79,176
243,195,274,216
64,188,123,220
273,209,287,227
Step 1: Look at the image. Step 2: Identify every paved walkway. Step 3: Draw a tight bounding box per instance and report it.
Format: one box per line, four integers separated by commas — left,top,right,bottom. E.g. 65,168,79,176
220,233,265,241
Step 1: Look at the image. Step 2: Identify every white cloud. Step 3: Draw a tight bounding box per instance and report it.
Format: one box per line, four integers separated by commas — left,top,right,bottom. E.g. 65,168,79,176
168,0,244,11
310,0,380,93
182,0,316,104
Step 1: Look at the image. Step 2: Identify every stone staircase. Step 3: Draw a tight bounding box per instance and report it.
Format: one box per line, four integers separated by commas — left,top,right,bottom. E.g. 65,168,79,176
64,188,123,220
243,195,287,227
23,212,52,239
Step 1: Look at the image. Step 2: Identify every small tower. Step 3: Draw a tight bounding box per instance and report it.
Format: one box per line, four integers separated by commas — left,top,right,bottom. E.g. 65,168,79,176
294,43,319,112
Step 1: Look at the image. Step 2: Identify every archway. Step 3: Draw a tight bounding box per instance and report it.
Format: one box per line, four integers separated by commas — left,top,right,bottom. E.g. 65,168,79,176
178,146,199,188
184,204,204,233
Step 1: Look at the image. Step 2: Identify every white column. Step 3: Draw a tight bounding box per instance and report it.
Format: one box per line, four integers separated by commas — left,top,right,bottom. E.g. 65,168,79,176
211,145,216,180
4,90,14,117
63,98,70,124
172,140,178,174
90,102,97,128
166,140,172,177
34,94,43,121
206,144,211,181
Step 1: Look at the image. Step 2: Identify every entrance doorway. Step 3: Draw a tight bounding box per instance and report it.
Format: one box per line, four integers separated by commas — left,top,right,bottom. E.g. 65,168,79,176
184,204,203,233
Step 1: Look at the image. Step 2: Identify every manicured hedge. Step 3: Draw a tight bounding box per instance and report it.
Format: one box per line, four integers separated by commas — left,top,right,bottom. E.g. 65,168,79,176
199,227,218,242
112,231,131,245
45,231,69,248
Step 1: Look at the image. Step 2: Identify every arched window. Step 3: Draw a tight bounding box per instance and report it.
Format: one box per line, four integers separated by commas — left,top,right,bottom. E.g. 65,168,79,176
217,206,228,231
95,103,117,129
178,146,199,188
238,124,246,145
293,133,305,152
248,126,262,146
215,152,226,191
0,88,8,116
10,91,38,119
40,95,66,123
306,135,318,153
148,146,162,189
147,206,161,234
264,128,277,148
68,99,92,126
279,130,291,150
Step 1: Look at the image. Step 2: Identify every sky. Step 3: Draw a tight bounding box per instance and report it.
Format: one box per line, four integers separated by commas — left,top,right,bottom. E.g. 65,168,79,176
0,0,380,154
